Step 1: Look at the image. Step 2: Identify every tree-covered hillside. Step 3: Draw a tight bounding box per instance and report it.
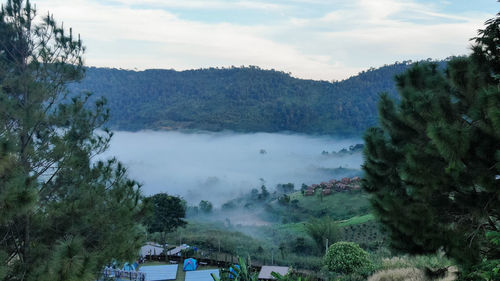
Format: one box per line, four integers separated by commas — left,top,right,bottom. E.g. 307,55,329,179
70,61,446,135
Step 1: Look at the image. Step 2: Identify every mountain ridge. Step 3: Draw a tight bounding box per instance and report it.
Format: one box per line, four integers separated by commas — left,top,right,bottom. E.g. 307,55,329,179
69,60,447,136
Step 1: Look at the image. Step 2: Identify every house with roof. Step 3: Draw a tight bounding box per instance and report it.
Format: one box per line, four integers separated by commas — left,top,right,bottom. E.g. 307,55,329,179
322,188,332,195
140,243,165,258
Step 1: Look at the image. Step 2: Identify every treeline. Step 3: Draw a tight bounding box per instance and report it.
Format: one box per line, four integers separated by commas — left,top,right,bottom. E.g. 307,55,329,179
69,61,446,136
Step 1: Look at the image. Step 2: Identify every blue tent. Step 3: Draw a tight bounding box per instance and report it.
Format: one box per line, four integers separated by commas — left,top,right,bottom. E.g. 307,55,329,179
183,258,197,271
229,264,240,279
122,262,136,271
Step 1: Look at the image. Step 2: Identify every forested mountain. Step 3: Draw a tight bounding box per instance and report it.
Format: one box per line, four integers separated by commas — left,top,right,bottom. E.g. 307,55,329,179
69,60,446,135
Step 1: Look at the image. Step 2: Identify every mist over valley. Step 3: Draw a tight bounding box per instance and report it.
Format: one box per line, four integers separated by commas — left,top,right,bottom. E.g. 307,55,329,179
100,131,363,206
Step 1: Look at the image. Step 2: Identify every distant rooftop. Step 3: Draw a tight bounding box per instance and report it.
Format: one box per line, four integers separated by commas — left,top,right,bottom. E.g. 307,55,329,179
139,264,178,281
258,266,289,280
185,269,219,281
140,244,164,257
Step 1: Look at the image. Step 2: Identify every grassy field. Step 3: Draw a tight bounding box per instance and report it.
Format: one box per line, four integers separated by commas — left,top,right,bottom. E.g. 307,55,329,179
276,213,375,232
285,190,372,220
338,214,375,227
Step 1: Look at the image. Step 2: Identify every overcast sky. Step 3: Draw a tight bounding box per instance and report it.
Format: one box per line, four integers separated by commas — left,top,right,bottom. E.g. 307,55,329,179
34,0,498,81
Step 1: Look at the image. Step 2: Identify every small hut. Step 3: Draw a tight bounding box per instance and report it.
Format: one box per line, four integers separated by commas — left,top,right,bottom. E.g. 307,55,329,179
322,188,332,196
140,243,165,259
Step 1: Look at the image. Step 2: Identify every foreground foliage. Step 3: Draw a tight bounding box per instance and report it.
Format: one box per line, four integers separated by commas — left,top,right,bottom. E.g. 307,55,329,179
363,10,499,278
211,257,258,281
0,1,145,280
324,242,373,275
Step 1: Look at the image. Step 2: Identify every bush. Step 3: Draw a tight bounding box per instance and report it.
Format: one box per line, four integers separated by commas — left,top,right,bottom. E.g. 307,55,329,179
324,242,373,274
306,218,341,253
459,259,500,281
367,268,427,281
375,254,453,271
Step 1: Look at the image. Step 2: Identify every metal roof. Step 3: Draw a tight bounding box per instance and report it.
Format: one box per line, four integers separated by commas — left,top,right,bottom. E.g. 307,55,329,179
167,244,189,256
185,269,220,281
258,266,290,279
139,265,178,281
140,245,164,257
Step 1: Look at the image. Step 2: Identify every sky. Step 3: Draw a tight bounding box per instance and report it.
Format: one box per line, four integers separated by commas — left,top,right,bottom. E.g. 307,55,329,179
34,0,498,81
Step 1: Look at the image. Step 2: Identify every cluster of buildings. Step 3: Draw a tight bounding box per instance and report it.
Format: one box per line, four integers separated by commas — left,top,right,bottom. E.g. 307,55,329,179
303,176,361,196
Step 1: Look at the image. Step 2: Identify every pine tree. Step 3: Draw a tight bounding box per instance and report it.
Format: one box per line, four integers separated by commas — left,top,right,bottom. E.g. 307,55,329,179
0,1,146,280
362,11,500,272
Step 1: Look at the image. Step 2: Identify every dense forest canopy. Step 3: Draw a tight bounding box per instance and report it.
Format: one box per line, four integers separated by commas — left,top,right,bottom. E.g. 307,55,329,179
69,61,446,136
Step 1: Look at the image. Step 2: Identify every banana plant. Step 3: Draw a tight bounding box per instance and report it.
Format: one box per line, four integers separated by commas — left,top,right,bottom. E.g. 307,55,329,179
211,256,258,281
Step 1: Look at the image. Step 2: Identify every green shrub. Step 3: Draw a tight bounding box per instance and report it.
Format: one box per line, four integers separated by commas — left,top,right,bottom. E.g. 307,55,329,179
305,218,341,253
324,242,373,274
459,259,500,281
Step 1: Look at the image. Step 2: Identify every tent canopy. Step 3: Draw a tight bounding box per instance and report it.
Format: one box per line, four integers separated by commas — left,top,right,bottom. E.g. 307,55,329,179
229,264,240,279
122,262,137,271
183,258,197,271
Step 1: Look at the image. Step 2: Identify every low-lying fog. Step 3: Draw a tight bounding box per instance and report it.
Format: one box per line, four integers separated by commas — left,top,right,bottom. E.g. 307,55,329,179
100,131,363,205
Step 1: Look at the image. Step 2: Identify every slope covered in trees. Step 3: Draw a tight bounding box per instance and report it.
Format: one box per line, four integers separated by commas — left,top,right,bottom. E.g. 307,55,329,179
70,61,445,136
362,11,499,279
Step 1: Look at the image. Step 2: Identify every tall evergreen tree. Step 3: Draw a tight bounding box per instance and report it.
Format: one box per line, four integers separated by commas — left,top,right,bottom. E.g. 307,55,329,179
145,193,186,234
362,11,500,274
0,1,146,280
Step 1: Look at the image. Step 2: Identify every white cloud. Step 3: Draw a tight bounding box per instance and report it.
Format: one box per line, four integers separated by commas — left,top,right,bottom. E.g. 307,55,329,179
33,0,495,80
98,0,288,11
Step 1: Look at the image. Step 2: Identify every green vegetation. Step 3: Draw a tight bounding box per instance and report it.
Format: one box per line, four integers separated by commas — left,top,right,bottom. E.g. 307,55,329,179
305,218,341,252
163,180,383,273
199,200,214,213
211,257,258,281
362,11,499,279
144,193,187,248
323,144,364,156
338,214,375,227
160,221,322,270
69,61,445,135
324,242,373,275
368,254,456,281
0,0,146,280
163,222,264,259
2,0,493,280
285,190,372,221
376,254,453,272
145,193,187,233
341,221,384,251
